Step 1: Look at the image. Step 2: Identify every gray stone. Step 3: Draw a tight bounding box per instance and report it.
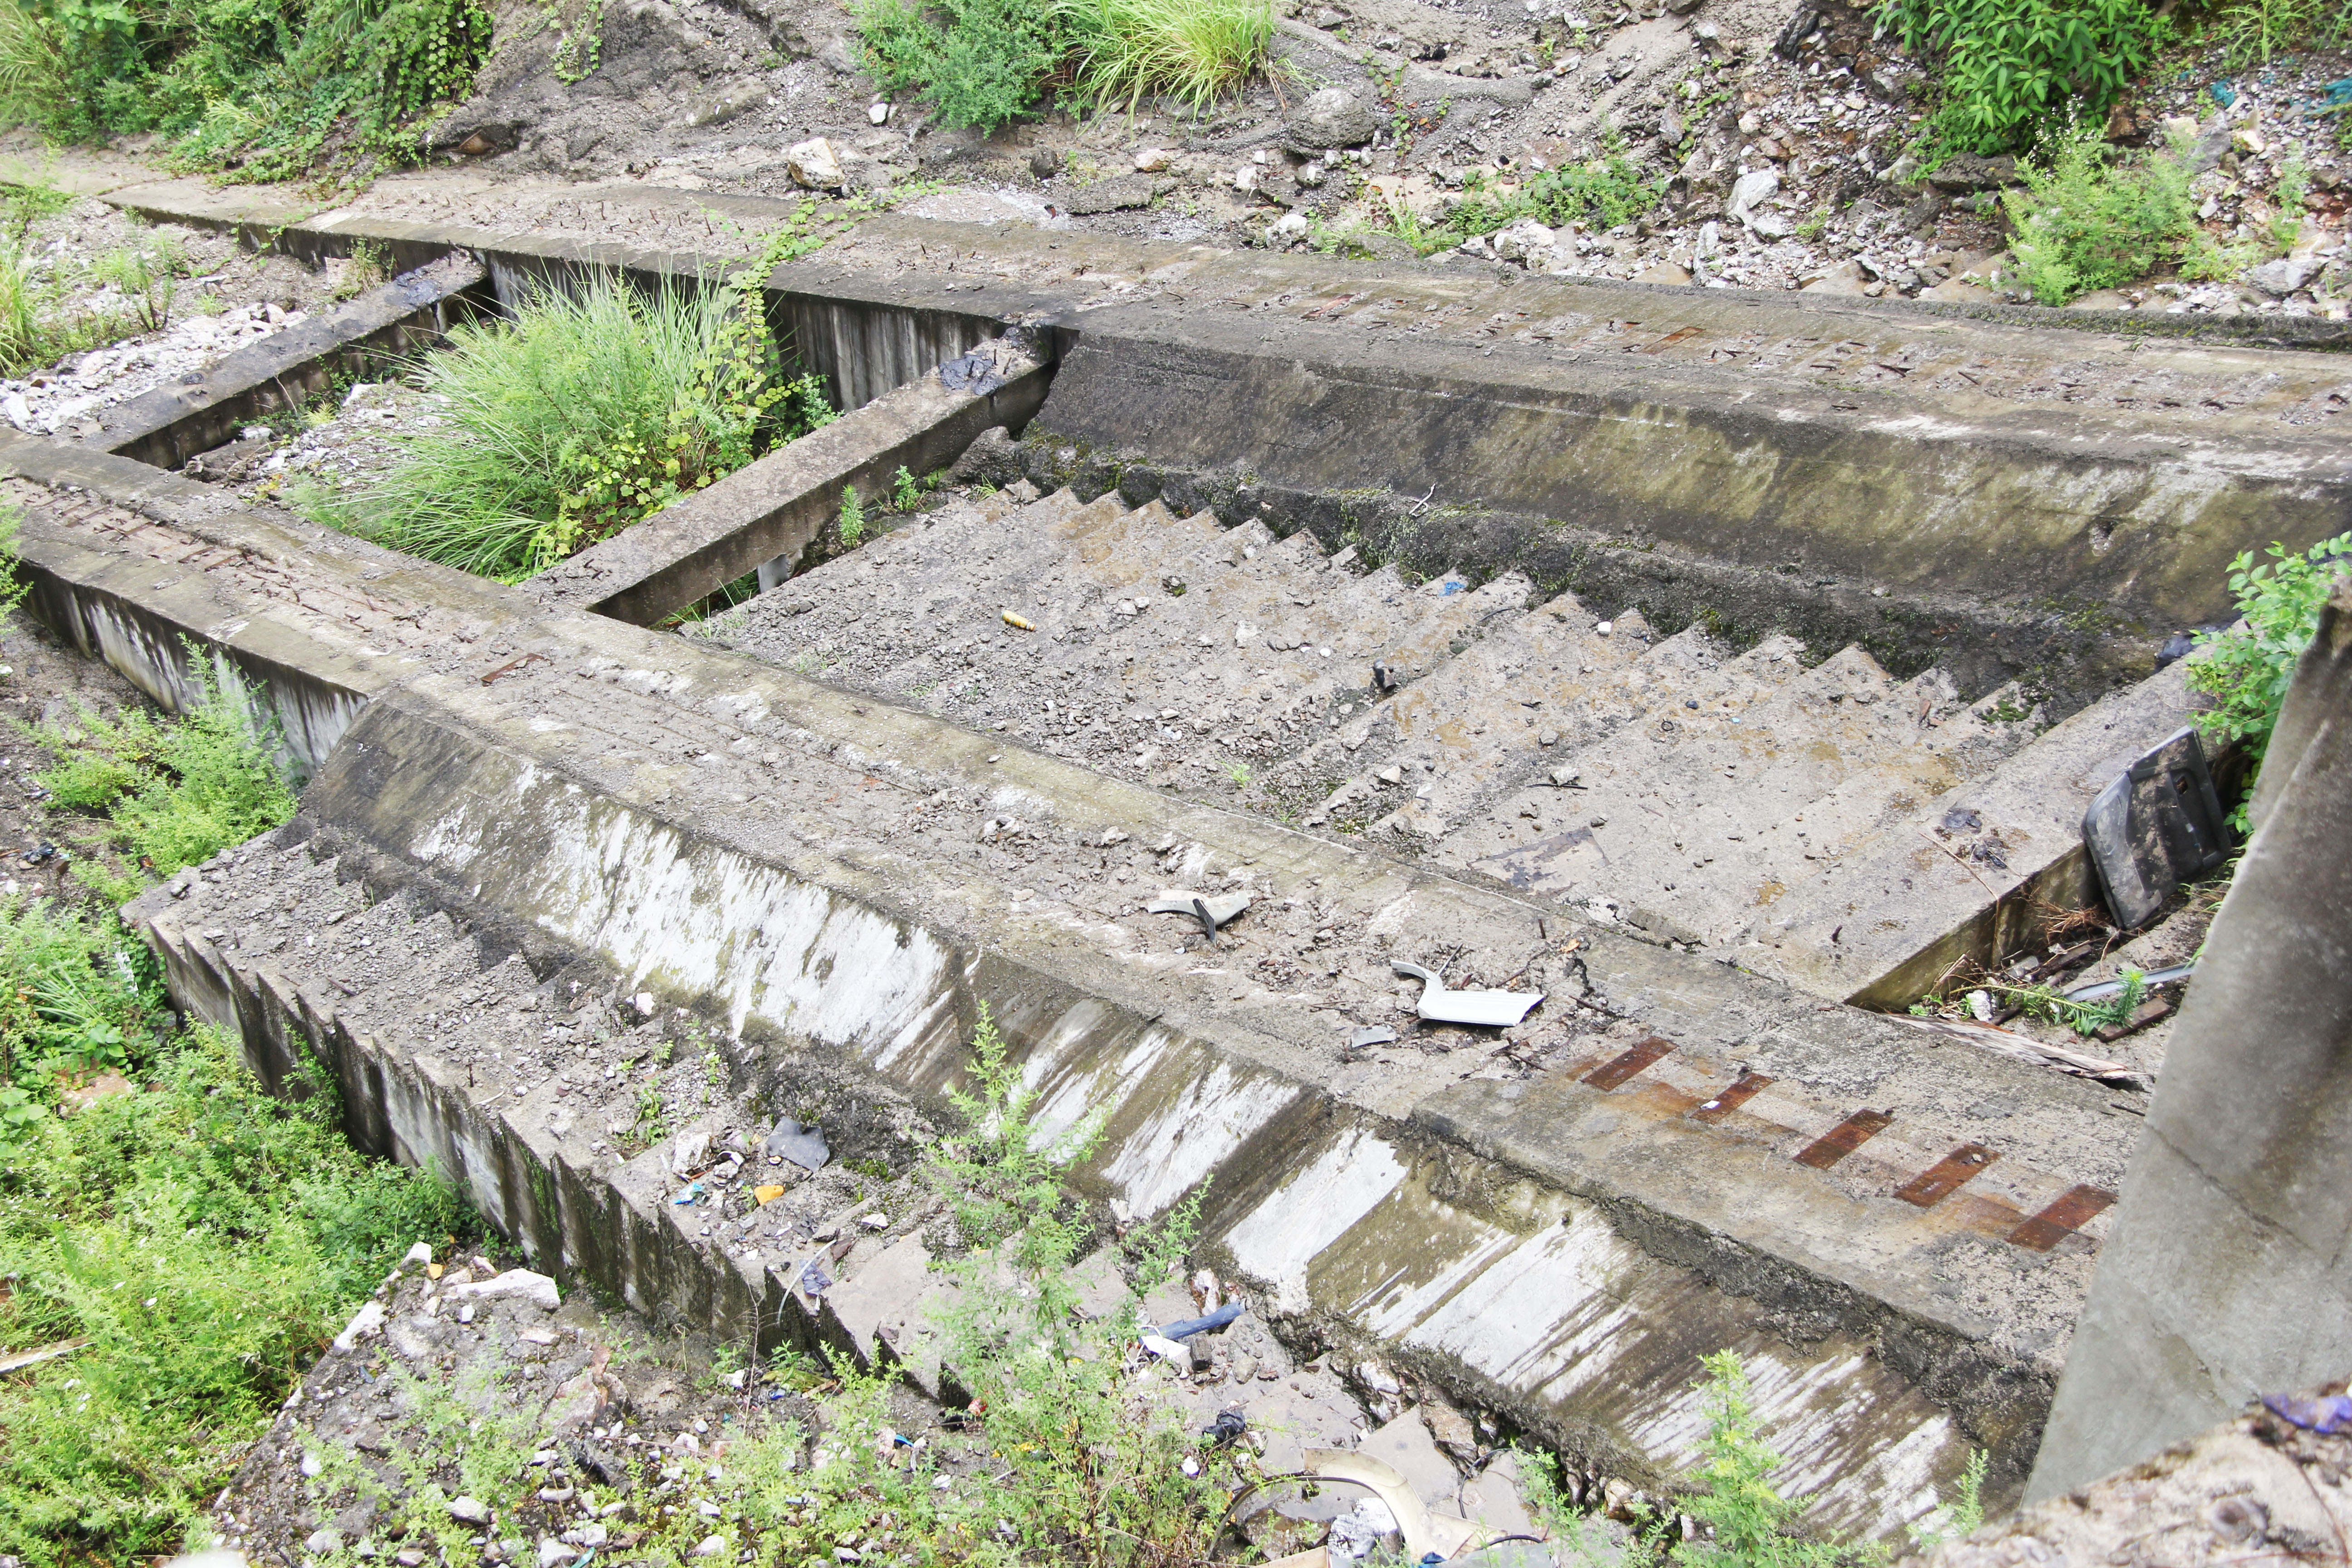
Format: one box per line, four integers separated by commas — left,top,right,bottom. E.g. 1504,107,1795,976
448,1497,491,1526
2249,254,2323,298
785,137,844,190
1290,88,1378,149
1062,175,1169,215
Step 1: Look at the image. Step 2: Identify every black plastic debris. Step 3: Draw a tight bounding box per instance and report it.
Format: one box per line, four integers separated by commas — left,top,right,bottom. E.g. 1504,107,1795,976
764,1116,831,1171
2154,630,2197,670
1202,1410,1248,1446
2081,726,2232,929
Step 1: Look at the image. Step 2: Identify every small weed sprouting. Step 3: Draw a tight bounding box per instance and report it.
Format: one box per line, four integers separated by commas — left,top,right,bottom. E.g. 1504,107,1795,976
34,654,299,903
1223,759,1252,787
891,462,923,512
2189,531,2352,828
91,235,186,333
839,482,867,547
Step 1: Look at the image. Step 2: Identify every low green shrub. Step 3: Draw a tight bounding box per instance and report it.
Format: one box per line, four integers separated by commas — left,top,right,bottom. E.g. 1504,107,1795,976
2001,123,2197,304
35,659,299,902
1879,0,2168,156
0,1021,473,1565
0,0,492,179
2190,530,2352,825
308,273,833,580
0,893,163,1138
854,0,1273,132
1452,142,1671,237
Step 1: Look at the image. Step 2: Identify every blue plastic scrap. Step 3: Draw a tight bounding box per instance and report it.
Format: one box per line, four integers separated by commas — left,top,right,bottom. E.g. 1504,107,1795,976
1154,1301,1245,1340
2323,77,2352,112
2265,1392,2352,1435
670,1181,705,1206
798,1259,834,1297
2211,80,2237,108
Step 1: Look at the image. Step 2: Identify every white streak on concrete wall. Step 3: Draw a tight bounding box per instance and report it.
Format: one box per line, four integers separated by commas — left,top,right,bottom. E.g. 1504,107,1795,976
1222,1127,1408,1314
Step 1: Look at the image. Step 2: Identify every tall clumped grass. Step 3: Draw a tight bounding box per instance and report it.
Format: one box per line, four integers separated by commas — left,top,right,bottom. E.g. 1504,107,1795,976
1057,0,1274,114
312,273,832,581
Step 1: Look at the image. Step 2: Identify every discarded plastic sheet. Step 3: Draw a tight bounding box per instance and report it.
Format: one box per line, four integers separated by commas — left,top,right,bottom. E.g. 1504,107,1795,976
1155,1301,1244,1340
2063,962,2194,1004
1390,960,1543,1027
1202,1410,1249,1446
1304,1450,1484,1562
1140,1333,1190,1362
0,1337,88,1376
764,1117,831,1171
2081,726,2231,929
1147,891,1252,927
1350,1025,1398,1049
2265,1392,2352,1435
797,1260,833,1297
670,1181,705,1206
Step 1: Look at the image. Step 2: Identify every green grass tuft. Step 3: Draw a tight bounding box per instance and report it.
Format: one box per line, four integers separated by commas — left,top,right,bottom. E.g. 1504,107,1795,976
305,273,833,581
1056,0,1274,115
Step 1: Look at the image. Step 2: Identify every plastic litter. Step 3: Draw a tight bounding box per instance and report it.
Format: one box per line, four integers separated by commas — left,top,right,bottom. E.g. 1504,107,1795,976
1391,960,1544,1027
1002,611,1036,631
1147,890,1252,925
797,1260,833,1297
670,1182,705,1206
1202,1410,1249,1446
2266,1391,2352,1434
1326,1498,1405,1563
938,335,1036,397
2081,726,2231,930
1140,1333,1190,1362
1154,1301,1244,1340
1308,1450,1485,1562
2323,76,2352,112
2063,962,2195,1004
754,1184,786,1205
1350,1025,1398,1050
764,1117,831,1171
2211,79,2237,107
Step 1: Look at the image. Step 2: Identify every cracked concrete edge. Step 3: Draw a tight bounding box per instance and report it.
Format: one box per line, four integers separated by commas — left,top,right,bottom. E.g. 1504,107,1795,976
96,253,499,470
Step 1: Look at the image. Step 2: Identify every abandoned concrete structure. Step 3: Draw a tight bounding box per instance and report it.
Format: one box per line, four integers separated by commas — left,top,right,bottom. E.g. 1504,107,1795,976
6,164,2349,1547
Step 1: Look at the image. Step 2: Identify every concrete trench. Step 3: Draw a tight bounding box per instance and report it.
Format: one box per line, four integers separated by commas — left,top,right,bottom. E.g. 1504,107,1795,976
4,176,2341,1541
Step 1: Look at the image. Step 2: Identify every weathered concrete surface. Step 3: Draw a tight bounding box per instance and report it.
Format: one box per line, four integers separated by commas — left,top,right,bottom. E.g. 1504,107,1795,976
95,254,494,470
0,435,2149,1538
74,178,2352,712
531,348,1051,624
1931,1392,2352,1568
2026,583,2352,1500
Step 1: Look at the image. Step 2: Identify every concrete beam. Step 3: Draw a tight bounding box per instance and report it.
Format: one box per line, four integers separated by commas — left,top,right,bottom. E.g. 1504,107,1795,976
94,255,495,470
532,349,1052,624
2027,583,2352,1498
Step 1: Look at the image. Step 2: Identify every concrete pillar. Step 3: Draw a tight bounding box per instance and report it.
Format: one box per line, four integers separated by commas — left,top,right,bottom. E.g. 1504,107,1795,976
2028,581,2352,1499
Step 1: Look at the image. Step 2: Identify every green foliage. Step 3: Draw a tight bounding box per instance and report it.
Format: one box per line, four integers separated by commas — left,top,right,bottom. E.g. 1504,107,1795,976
1458,143,1671,235
91,232,184,332
1909,1449,1988,1550
0,1021,473,1566
855,0,1068,134
839,482,867,547
309,273,833,580
2211,0,2352,64
36,658,299,902
1881,0,2167,155
2190,531,2352,823
0,0,493,178
1668,1351,1847,1568
2001,122,2196,304
854,0,1272,132
891,463,923,512
0,894,163,1127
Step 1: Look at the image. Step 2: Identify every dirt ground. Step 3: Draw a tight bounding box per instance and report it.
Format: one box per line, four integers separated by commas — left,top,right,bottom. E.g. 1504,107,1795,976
323,0,2352,316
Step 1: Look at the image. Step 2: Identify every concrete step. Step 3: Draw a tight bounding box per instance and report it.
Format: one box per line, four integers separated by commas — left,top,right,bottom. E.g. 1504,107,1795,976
704,489,1519,793
1753,659,2206,1004
1442,648,2042,947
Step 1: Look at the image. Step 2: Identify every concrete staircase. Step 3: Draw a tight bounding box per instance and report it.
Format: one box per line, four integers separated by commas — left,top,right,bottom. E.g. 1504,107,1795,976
701,485,2198,1000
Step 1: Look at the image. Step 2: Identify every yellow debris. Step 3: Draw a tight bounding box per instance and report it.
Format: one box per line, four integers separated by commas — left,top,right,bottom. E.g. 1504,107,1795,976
755,1184,787,1205
1002,610,1035,631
